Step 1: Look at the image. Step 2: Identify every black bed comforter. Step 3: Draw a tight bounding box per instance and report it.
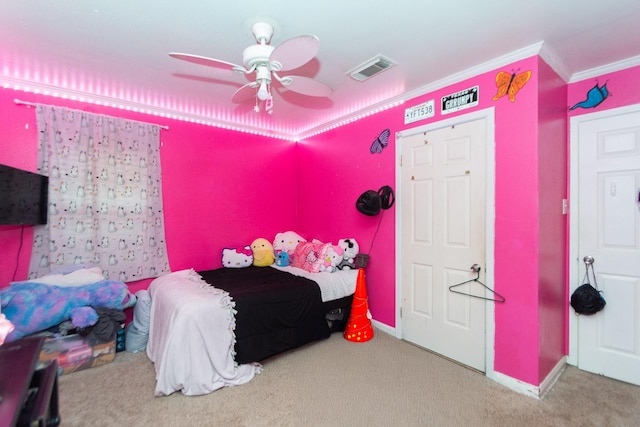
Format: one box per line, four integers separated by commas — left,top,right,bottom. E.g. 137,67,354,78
198,266,331,364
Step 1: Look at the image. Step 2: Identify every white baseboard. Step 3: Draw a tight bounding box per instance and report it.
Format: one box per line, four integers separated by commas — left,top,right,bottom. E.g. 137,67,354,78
489,356,567,399
371,319,395,336
370,318,568,400
538,356,567,398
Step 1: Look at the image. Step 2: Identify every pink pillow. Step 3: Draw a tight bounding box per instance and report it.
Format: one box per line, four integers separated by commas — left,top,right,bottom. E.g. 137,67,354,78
291,242,327,273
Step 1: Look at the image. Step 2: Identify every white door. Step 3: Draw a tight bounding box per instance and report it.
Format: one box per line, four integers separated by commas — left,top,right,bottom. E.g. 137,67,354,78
576,108,640,386
400,119,487,371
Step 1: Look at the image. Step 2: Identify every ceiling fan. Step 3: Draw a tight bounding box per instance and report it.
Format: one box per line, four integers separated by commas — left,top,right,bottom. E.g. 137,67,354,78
169,22,332,112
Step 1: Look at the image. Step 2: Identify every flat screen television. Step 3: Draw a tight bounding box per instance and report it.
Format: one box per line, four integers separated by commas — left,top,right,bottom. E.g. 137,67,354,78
0,164,49,225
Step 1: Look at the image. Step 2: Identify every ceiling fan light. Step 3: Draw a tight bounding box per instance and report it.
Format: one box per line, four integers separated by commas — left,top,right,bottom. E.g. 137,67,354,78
257,81,270,101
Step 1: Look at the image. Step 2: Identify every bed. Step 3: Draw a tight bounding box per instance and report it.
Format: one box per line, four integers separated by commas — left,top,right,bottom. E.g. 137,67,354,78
146,265,358,396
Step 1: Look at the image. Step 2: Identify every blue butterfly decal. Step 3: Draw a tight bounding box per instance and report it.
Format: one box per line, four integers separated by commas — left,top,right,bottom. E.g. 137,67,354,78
569,82,609,110
370,129,391,154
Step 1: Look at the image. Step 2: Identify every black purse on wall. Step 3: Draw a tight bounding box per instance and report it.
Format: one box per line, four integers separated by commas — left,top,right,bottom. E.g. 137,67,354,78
570,257,606,315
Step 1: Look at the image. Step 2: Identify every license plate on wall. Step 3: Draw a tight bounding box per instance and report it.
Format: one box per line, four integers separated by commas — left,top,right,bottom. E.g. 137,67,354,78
404,100,435,124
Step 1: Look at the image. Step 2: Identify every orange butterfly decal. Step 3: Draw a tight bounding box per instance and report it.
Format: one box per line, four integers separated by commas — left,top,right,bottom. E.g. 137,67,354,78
492,70,532,102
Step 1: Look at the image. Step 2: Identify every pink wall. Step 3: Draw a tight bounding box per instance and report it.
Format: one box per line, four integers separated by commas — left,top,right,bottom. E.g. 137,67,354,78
536,58,568,383
0,91,42,286
302,56,570,386
491,58,542,385
296,113,402,324
0,88,299,293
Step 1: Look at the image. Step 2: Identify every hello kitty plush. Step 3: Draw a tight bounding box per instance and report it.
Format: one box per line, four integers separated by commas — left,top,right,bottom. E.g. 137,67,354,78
319,244,344,273
336,238,359,270
291,241,325,273
272,231,306,262
222,245,253,268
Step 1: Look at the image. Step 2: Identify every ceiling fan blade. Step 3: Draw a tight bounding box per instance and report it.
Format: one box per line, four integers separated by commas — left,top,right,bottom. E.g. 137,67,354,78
169,52,244,71
231,82,259,104
270,36,320,71
281,76,332,97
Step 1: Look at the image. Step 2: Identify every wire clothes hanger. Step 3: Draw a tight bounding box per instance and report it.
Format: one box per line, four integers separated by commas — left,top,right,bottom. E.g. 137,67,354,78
448,264,505,303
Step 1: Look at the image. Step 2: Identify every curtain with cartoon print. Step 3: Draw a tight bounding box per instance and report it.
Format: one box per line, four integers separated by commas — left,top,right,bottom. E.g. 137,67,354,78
28,104,171,283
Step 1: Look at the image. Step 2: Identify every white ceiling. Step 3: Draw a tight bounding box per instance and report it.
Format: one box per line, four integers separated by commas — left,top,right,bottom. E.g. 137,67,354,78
2,1,640,139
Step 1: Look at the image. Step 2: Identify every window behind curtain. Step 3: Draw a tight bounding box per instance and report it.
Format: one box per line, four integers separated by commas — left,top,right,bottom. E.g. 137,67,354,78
28,105,170,282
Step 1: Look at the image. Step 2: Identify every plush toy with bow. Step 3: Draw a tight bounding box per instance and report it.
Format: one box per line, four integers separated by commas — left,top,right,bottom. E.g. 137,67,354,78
222,245,253,268
0,280,133,342
272,231,306,262
336,238,360,270
319,244,344,273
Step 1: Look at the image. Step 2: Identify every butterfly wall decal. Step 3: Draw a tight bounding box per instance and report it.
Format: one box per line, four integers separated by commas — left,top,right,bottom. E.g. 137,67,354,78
492,70,532,102
370,128,391,154
569,82,609,110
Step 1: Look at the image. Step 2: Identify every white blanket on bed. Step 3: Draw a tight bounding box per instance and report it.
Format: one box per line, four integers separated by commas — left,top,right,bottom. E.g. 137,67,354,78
146,269,261,396
270,265,358,302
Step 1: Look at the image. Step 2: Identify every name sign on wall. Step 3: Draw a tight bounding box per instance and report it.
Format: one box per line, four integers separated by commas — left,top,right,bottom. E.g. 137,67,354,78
441,86,479,115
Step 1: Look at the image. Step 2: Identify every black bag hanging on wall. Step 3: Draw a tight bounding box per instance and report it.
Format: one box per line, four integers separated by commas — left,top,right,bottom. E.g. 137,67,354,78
570,258,606,315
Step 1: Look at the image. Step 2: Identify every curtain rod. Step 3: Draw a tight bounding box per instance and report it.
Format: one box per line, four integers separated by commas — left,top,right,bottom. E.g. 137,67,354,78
13,98,170,130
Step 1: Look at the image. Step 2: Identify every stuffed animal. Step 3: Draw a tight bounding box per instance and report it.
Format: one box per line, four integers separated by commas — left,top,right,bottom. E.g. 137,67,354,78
336,238,360,270
275,251,290,267
292,241,343,273
319,244,344,273
272,231,306,262
222,245,253,268
0,279,132,342
251,238,275,267
291,241,323,272
0,314,14,345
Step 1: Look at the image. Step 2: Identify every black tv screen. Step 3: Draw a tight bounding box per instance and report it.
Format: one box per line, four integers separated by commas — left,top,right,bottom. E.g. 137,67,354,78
0,164,49,225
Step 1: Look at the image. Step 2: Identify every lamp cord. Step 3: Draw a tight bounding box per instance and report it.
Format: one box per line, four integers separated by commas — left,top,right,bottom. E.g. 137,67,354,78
12,225,25,282
367,210,384,254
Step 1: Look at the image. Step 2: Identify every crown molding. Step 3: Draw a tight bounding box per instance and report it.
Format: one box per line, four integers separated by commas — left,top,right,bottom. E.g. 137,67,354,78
538,43,572,82
569,55,640,83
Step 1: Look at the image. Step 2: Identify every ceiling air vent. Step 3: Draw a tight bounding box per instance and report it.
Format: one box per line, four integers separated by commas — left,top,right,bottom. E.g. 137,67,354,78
348,55,396,82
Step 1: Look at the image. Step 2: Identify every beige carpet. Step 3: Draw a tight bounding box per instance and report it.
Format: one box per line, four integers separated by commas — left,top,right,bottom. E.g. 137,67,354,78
57,330,640,426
